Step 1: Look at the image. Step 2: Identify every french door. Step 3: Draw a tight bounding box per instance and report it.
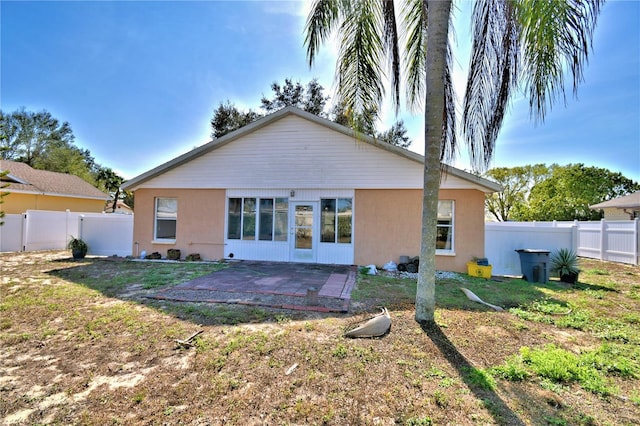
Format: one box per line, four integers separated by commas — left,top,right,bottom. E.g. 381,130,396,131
289,202,317,262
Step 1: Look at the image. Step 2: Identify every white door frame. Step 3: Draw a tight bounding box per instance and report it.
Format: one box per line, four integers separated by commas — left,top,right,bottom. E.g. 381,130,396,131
289,201,318,262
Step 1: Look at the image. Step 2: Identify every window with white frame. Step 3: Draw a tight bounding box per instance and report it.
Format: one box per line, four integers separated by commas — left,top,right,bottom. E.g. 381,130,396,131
436,200,454,252
155,198,177,241
228,197,288,241
321,198,352,243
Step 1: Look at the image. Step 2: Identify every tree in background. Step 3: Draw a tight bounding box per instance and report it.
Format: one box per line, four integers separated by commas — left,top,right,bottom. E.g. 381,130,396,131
305,0,603,323
261,78,329,116
329,100,378,137
210,101,262,139
1,108,127,207
96,166,125,212
484,163,639,221
484,164,548,221
524,164,639,221
211,78,411,147
377,120,411,149
1,109,76,166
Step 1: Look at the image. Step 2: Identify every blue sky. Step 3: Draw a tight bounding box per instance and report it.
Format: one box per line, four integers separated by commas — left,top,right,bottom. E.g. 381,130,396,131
2,0,639,183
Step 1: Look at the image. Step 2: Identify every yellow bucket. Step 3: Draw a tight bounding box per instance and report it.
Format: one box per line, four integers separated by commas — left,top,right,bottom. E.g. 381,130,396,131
467,262,492,279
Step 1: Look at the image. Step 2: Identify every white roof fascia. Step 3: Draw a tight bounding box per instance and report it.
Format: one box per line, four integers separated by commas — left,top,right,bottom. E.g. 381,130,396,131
3,188,110,200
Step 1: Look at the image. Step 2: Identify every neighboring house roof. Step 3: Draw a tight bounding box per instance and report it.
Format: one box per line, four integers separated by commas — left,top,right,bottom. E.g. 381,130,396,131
590,191,640,210
105,200,134,213
0,160,111,200
122,106,501,193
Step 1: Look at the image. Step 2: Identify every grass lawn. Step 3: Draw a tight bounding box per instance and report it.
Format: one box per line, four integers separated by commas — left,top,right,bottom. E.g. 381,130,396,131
1,251,639,425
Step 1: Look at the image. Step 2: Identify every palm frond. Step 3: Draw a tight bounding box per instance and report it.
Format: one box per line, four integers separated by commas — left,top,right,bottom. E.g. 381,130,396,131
383,0,401,114
402,0,427,111
304,0,340,67
517,0,603,121
441,42,457,165
336,0,385,116
462,0,519,171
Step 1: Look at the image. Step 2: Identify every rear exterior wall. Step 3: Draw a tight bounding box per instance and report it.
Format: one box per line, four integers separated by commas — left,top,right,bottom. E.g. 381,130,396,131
133,187,486,271
132,188,226,260
354,188,485,272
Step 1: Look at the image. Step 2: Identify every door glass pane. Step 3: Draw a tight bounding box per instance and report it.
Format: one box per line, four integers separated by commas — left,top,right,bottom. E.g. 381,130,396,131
227,198,241,239
242,198,256,240
321,199,336,242
337,198,352,243
259,198,274,241
295,205,312,249
274,198,288,241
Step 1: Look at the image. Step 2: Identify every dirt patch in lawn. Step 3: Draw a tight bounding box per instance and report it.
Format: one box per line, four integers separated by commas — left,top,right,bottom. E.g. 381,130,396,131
1,251,639,425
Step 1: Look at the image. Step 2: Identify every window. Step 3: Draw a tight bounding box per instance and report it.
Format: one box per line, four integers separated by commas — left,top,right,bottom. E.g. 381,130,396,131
259,199,273,240
227,198,242,239
227,197,288,242
436,200,454,252
274,198,288,241
155,198,177,240
321,198,352,244
242,198,256,240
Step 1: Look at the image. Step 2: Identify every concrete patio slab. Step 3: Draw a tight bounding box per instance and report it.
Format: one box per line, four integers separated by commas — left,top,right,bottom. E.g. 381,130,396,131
149,261,357,313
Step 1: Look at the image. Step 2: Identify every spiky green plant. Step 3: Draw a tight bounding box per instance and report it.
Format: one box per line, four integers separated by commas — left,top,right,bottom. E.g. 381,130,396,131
550,248,579,277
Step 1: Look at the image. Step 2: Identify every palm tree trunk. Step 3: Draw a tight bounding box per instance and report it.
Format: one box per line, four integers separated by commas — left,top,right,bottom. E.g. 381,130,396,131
415,0,452,324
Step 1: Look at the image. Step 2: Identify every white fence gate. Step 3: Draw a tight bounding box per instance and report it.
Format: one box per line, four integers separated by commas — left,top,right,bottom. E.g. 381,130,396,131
0,210,133,257
486,220,639,276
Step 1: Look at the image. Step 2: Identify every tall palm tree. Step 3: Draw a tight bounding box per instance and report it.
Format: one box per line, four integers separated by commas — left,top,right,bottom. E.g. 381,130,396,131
305,0,603,323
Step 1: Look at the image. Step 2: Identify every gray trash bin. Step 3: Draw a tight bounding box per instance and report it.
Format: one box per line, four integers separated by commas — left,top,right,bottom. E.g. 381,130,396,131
515,249,550,283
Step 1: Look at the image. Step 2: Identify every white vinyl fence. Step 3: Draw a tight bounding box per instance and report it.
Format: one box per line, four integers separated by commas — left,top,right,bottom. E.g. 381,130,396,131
486,219,639,276
0,210,133,257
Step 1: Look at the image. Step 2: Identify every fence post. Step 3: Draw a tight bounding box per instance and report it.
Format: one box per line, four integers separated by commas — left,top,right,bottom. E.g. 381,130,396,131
79,215,85,240
65,209,70,244
21,213,27,252
572,220,578,253
599,219,606,261
634,218,639,266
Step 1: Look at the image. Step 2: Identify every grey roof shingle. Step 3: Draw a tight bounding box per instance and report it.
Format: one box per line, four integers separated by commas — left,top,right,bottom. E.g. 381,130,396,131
590,191,640,210
1,160,110,200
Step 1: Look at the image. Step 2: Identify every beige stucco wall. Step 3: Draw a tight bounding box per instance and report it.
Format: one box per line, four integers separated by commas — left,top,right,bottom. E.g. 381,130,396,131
3,192,106,214
133,187,486,270
354,189,486,272
132,188,226,260
602,207,636,220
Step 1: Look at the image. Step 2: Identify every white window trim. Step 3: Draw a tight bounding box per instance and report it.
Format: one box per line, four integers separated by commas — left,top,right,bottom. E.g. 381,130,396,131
435,200,454,255
154,197,177,243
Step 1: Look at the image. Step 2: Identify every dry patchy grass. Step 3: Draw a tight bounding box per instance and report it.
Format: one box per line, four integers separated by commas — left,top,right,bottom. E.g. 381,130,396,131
1,251,638,425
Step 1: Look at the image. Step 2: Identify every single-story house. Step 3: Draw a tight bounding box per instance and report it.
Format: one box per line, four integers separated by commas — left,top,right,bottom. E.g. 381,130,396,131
1,160,111,213
121,107,501,272
590,191,640,220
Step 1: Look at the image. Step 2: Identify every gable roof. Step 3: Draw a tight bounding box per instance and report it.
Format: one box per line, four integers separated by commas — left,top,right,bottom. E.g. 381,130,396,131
0,160,110,200
590,191,640,210
121,106,501,193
